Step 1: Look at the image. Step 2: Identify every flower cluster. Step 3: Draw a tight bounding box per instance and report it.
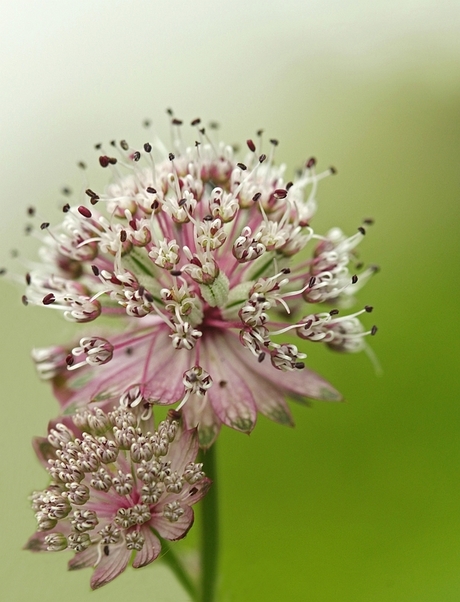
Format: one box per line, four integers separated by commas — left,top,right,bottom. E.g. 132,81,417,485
20,119,377,447
14,116,378,589
25,406,210,589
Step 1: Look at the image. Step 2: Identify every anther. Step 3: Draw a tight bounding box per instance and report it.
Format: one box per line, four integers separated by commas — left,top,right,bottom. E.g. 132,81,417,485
274,189,287,199
172,118,183,125
209,121,219,130
258,352,266,363
281,268,291,274
237,163,247,171
85,189,99,200
61,187,72,196
0,268,5,276
170,270,182,277
143,119,151,128
286,182,293,190
119,230,127,243
270,139,279,146
295,362,305,369
259,154,266,163
77,161,87,170
306,157,316,168
22,295,28,306
91,265,100,276
363,218,374,225
371,325,378,336
146,187,157,194
191,118,201,126
43,293,56,305
330,309,339,316
351,275,358,284
143,143,152,153
246,139,256,152
120,140,129,151
252,192,261,202
66,354,74,366
25,272,31,285
78,206,92,218
144,292,154,302
132,151,141,162
40,222,50,230
169,153,175,161
94,143,102,150
27,206,36,216
358,226,366,235
330,166,337,174
99,156,110,168
308,276,316,288
110,140,116,147
62,204,70,213
365,305,373,313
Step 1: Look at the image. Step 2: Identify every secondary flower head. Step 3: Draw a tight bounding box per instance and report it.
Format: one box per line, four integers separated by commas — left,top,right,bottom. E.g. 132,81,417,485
21,116,377,446
25,406,210,589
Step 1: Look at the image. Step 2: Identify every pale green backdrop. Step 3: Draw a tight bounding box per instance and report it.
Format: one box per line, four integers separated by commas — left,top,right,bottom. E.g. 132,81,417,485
0,2,459,601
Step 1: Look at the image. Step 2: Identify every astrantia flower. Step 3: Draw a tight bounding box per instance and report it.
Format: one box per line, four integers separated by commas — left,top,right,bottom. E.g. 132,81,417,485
22,118,377,446
25,406,210,589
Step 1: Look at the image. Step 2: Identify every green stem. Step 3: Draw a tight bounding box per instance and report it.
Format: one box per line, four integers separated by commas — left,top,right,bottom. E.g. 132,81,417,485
160,538,199,601
200,443,219,602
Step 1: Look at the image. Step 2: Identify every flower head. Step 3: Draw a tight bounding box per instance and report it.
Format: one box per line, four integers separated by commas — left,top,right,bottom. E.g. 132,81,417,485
21,118,377,446
25,406,210,589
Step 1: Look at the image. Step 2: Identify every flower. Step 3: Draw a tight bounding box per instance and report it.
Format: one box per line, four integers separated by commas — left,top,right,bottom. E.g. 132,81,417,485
25,406,210,589
22,117,377,446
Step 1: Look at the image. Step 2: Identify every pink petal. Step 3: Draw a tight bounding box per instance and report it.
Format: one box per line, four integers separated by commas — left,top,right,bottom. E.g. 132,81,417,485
56,326,191,411
32,437,56,468
24,531,48,552
132,526,161,568
168,427,200,474
68,545,99,570
182,394,221,448
225,332,343,402
141,334,192,404
203,334,257,432
151,504,194,541
216,336,294,426
90,544,131,590
179,478,212,505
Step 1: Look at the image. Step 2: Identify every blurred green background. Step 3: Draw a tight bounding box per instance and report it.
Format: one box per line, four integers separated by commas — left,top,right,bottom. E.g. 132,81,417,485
1,2,459,601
